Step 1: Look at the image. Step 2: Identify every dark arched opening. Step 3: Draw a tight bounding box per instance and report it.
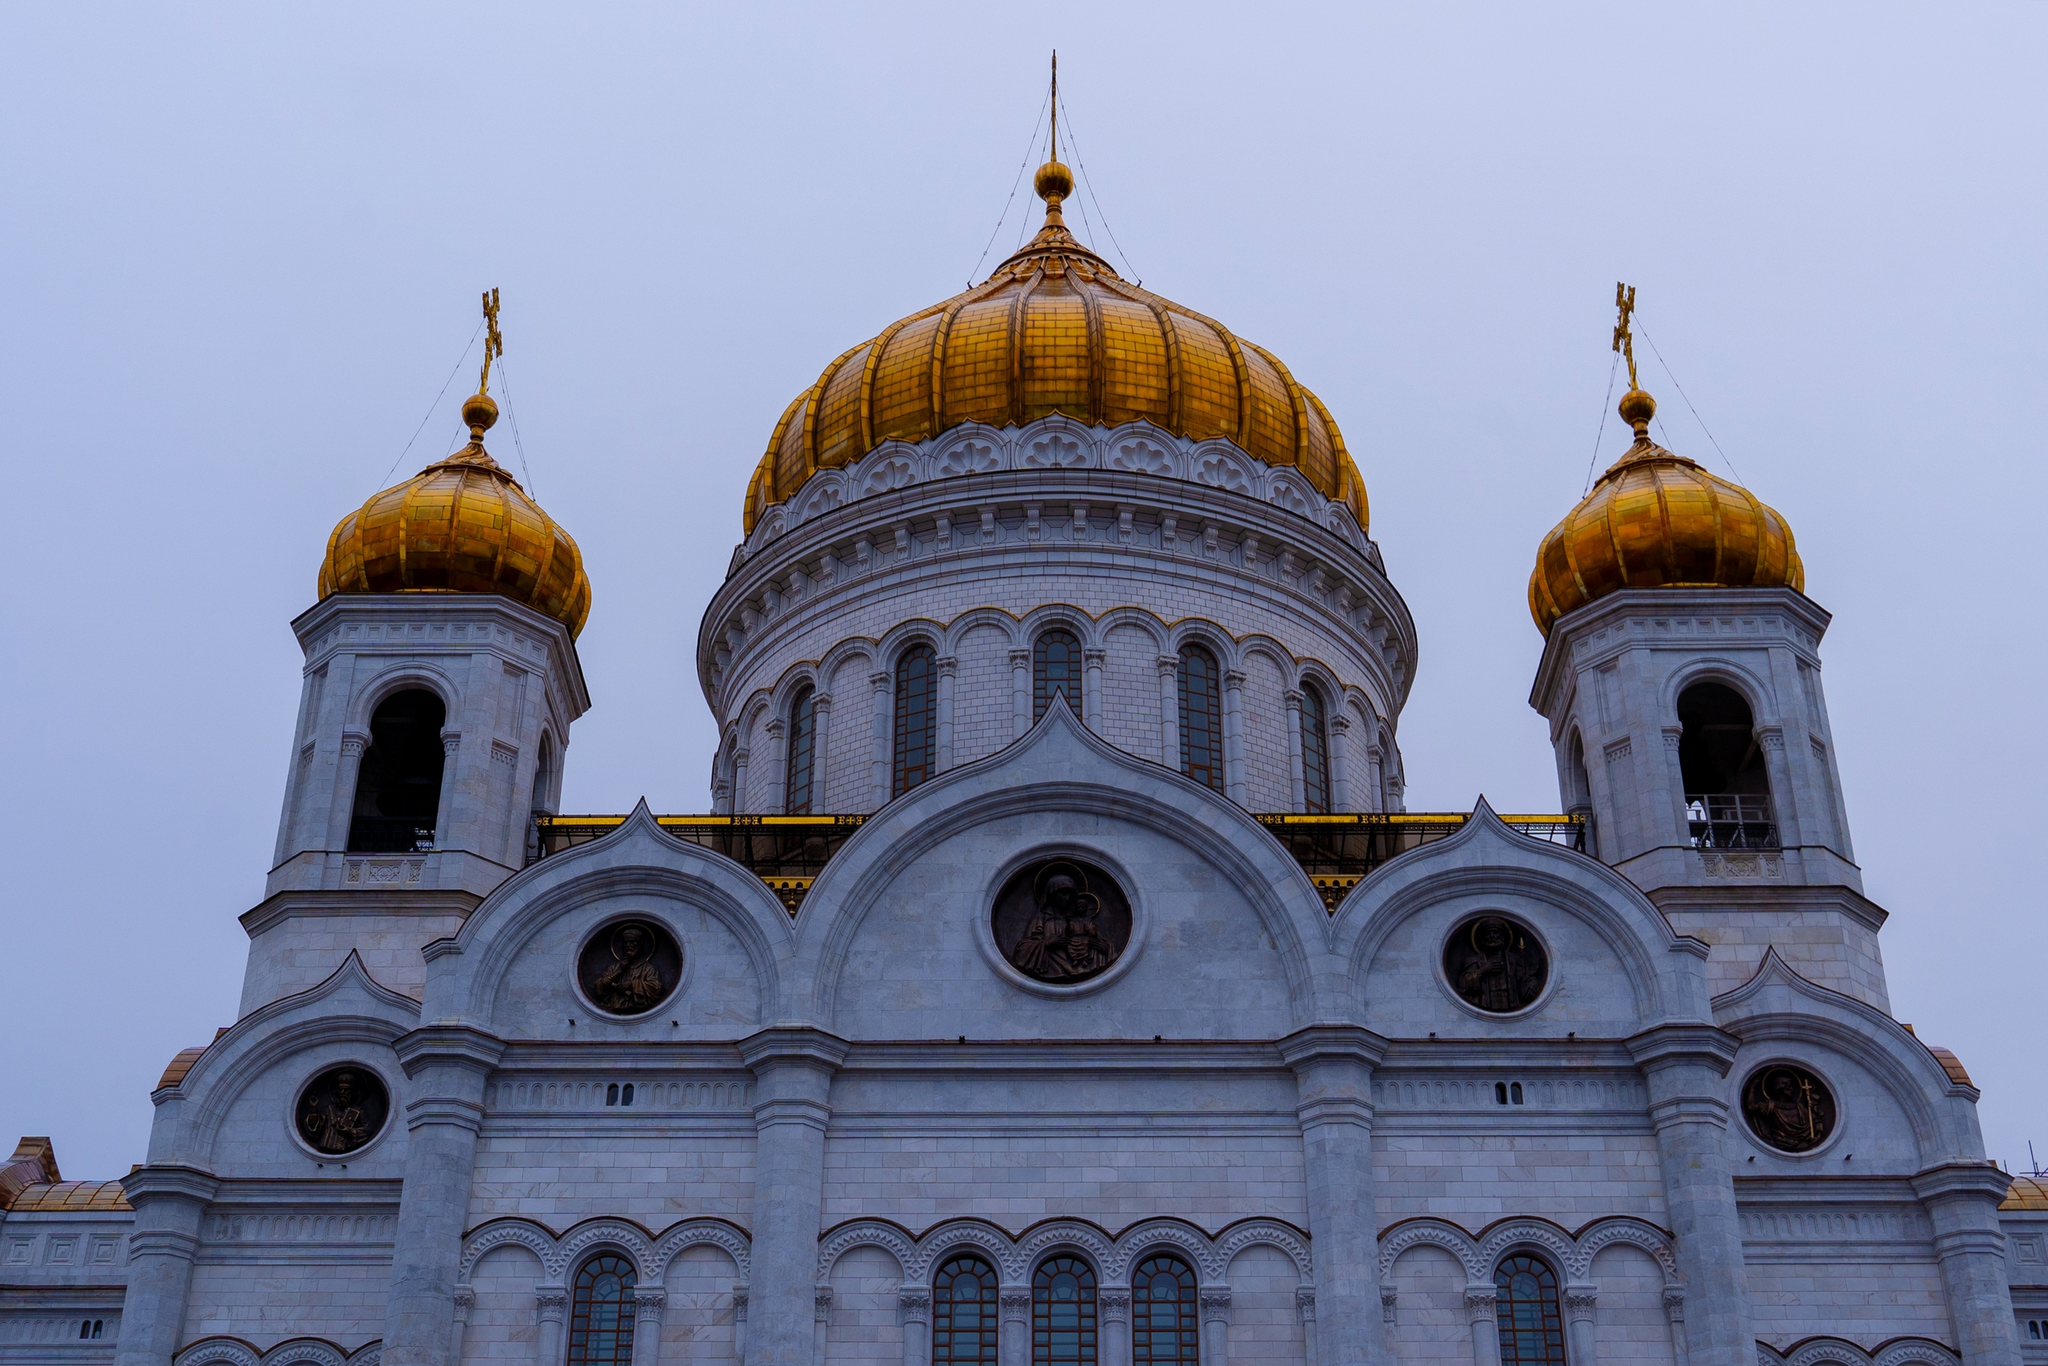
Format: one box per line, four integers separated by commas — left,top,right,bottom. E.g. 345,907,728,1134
1034,628,1083,722
1299,684,1331,813
933,1255,1000,1366
892,644,938,797
566,1253,637,1366
1032,1255,1097,1366
1678,681,1777,848
348,689,446,852
1494,1254,1566,1366
1177,646,1224,794
1131,1253,1198,1365
785,684,817,814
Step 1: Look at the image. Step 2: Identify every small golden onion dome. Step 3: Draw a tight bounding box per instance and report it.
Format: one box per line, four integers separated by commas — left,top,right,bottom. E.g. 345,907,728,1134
743,160,1367,535
1528,388,1803,634
319,393,592,636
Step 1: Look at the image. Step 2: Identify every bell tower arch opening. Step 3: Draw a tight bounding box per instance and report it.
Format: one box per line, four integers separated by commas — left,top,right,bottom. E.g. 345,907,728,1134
1677,679,1776,849
347,689,447,852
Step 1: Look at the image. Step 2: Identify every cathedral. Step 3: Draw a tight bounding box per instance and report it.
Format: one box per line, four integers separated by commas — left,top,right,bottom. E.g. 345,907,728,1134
3,140,2044,1366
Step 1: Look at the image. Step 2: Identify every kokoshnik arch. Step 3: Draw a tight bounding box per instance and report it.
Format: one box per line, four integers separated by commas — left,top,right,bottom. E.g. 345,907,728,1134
2,129,2041,1366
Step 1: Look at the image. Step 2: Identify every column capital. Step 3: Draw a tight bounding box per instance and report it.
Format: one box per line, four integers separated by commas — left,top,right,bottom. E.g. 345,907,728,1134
1277,1023,1390,1071
1096,1288,1131,1322
1008,648,1033,668
1000,1288,1032,1321
936,654,959,677
1910,1160,2016,1205
536,1287,570,1322
1223,669,1246,689
634,1287,667,1322
1157,654,1182,675
1563,1284,1598,1323
452,1285,475,1320
118,1163,220,1208
811,691,834,713
736,1025,851,1073
764,718,785,739
731,1285,749,1322
393,1024,507,1079
1294,1286,1316,1323
1198,1286,1233,1324
898,1285,933,1325
1083,647,1107,665
1625,1022,1740,1076
814,1284,833,1321
1380,1285,1397,1324
1283,689,1304,710
870,670,892,692
1463,1284,1497,1324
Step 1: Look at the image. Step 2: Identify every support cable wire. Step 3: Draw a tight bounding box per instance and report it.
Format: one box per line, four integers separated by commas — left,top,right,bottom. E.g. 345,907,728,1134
493,353,537,497
1054,92,1139,283
1635,317,1744,485
380,318,485,493
1012,123,1047,256
968,87,1053,286
1584,351,1621,495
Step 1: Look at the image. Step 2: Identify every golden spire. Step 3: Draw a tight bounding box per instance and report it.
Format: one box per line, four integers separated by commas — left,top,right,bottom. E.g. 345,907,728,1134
1611,281,1656,441
461,288,503,446
1032,51,1074,228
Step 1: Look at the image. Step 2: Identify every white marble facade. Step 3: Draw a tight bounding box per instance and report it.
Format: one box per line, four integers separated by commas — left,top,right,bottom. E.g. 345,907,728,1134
1,416,2040,1366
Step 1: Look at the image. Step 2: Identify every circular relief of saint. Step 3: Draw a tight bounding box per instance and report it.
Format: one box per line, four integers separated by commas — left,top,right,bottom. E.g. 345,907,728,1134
295,1066,390,1156
576,919,684,1017
1741,1063,1838,1153
992,858,1133,986
1442,914,1549,1014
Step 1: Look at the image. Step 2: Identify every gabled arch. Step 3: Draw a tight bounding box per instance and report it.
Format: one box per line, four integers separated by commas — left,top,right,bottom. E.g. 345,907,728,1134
944,606,1025,654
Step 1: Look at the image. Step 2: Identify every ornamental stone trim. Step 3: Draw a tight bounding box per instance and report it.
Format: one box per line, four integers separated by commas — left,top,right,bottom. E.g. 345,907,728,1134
816,1215,1313,1286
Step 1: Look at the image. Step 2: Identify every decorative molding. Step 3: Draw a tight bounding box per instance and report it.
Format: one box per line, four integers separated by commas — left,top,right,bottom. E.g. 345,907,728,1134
458,1216,751,1285
1377,1215,1679,1285
819,1215,1313,1286
1699,851,1784,880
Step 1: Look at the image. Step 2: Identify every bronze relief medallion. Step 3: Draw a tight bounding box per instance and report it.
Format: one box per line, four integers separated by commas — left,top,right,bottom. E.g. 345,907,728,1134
1443,914,1549,1013
1741,1063,1837,1153
295,1065,390,1155
577,918,684,1017
992,858,1132,986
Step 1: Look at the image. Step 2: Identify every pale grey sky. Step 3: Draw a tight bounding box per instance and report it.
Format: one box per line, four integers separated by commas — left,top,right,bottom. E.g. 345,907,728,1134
2,3,2041,1179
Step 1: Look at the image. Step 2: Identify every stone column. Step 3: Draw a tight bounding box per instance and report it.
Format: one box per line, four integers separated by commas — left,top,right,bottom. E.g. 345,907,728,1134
737,1028,850,1366
1365,744,1384,815
732,1286,749,1366
1283,690,1307,811
449,1287,474,1366
1912,1162,2023,1366
869,671,894,805
1754,727,1801,847
999,1287,1031,1366
1563,1284,1598,1366
1662,1287,1687,1366
633,1288,667,1366
935,656,958,772
1294,1288,1318,1366
1082,648,1106,730
1625,1026,1752,1366
385,1025,507,1366
1222,670,1247,804
813,1285,833,1365
731,747,752,817
808,694,833,811
1328,715,1353,812
763,719,788,815
435,730,464,848
898,1287,933,1366
1278,1026,1391,1366
1157,656,1181,769
1009,649,1033,738
329,731,370,849
535,1288,568,1366
1097,1288,1131,1366
1199,1287,1232,1366
112,1165,218,1366
1463,1285,1502,1366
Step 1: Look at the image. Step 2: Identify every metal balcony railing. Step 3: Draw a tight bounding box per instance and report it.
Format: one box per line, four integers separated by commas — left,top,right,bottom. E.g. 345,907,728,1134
1684,794,1779,850
532,810,1588,914
346,819,436,854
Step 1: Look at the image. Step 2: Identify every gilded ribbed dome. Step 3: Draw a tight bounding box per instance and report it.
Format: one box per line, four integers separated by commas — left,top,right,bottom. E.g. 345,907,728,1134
1529,389,1802,634
319,393,592,636
743,166,1367,534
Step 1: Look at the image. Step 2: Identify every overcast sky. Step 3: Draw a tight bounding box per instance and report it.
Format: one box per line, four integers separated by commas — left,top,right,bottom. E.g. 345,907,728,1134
2,3,2042,1180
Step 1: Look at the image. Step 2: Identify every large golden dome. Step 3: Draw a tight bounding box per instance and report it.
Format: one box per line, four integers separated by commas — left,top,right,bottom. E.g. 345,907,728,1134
319,393,592,636
743,163,1367,534
1529,389,1802,634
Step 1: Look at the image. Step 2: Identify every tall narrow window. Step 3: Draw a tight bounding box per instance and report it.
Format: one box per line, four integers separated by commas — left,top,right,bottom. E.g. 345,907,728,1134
566,1254,637,1366
1131,1254,1198,1366
348,689,447,852
1177,646,1224,793
1494,1255,1567,1366
1299,683,1331,813
893,644,938,797
1032,1256,1097,1366
933,1255,1001,1366
1678,681,1776,849
1034,628,1083,722
784,684,817,814
533,732,556,814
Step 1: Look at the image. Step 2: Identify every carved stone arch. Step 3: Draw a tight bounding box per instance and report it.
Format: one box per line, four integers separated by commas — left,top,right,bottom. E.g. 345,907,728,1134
1101,422,1182,478
930,423,1011,479
851,443,922,499
649,1218,752,1285
1165,619,1241,673
943,607,1024,656
1264,468,1321,519
909,1219,1018,1284
1111,1219,1219,1284
817,637,881,688
343,1344,382,1366
1871,1340,1961,1366
555,1218,657,1282
260,1340,349,1366
788,468,849,528
460,1217,558,1284
1475,1218,1578,1282
768,661,825,718
1785,1339,1875,1366
1323,501,1368,550
1570,1216,1679,1283
754,506,788,544
1188,439,1259,496
343,661,465,733
816,1220,914,1281
874,618,949,673
174,1339,262,1366
1292,657,1347,707
1094,607,1169,654
1213,1219,1314,1284
1018,603,1101,652
1014,413,1101,471
1376,1218,1482,1282
1660,656,1784,732
738,691,776,749
1016,1220,1117,1282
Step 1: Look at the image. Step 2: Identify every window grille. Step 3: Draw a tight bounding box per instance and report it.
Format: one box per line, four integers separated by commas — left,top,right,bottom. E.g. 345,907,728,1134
1033,1256,1097,1366
1131,1255,1198,1366
933,1256,1000,1366
567,1254,637,1366
1494,1254,1567,1366
1177,647,1224,793
1034,629,1083,722
785,684,817,814
892,645,938,797
1300,684,1331,813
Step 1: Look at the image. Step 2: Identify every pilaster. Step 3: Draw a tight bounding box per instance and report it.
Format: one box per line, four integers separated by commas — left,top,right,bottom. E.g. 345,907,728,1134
737,1027,850,1366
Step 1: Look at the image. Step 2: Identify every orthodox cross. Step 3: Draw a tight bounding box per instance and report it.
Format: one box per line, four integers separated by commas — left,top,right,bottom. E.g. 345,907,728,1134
1612,281,1639,390
1049,51,1059,162
478,287,503,396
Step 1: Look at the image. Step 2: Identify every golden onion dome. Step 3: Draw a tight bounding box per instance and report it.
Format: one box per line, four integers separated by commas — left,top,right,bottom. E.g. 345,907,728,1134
319,391,592,636
1529,388,1802,634
743,162,1367,534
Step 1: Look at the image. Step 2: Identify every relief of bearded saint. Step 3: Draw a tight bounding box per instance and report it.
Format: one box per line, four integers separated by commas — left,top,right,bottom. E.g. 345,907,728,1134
1009,862,1119,982
590,923,668,1015
1453,916,1546,1012
300,1069,375,1154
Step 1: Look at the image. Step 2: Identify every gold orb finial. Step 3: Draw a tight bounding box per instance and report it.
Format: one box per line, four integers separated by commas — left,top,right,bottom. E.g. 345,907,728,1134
1034,158,1074,206
1618,387,1656,440
462,391,500,440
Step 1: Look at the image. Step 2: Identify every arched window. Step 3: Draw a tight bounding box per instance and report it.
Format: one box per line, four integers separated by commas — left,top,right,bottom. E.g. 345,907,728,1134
1130,1254,1198,1366
933,1255,1000,1366
1033,1256,1097,1366
348,689,447,852
1299,684,1331,813
893,644,938,797
784,684,817,814
1177,646,1224,793
566,1253,637,1366
1034,628,1083,722
1494,1254,1566,1366
1677,681,1776,849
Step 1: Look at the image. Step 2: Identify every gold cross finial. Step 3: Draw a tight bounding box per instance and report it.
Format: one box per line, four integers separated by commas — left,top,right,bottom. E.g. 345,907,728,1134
478,287,503,397
1050,51,1059,164
1612,282,1639,392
